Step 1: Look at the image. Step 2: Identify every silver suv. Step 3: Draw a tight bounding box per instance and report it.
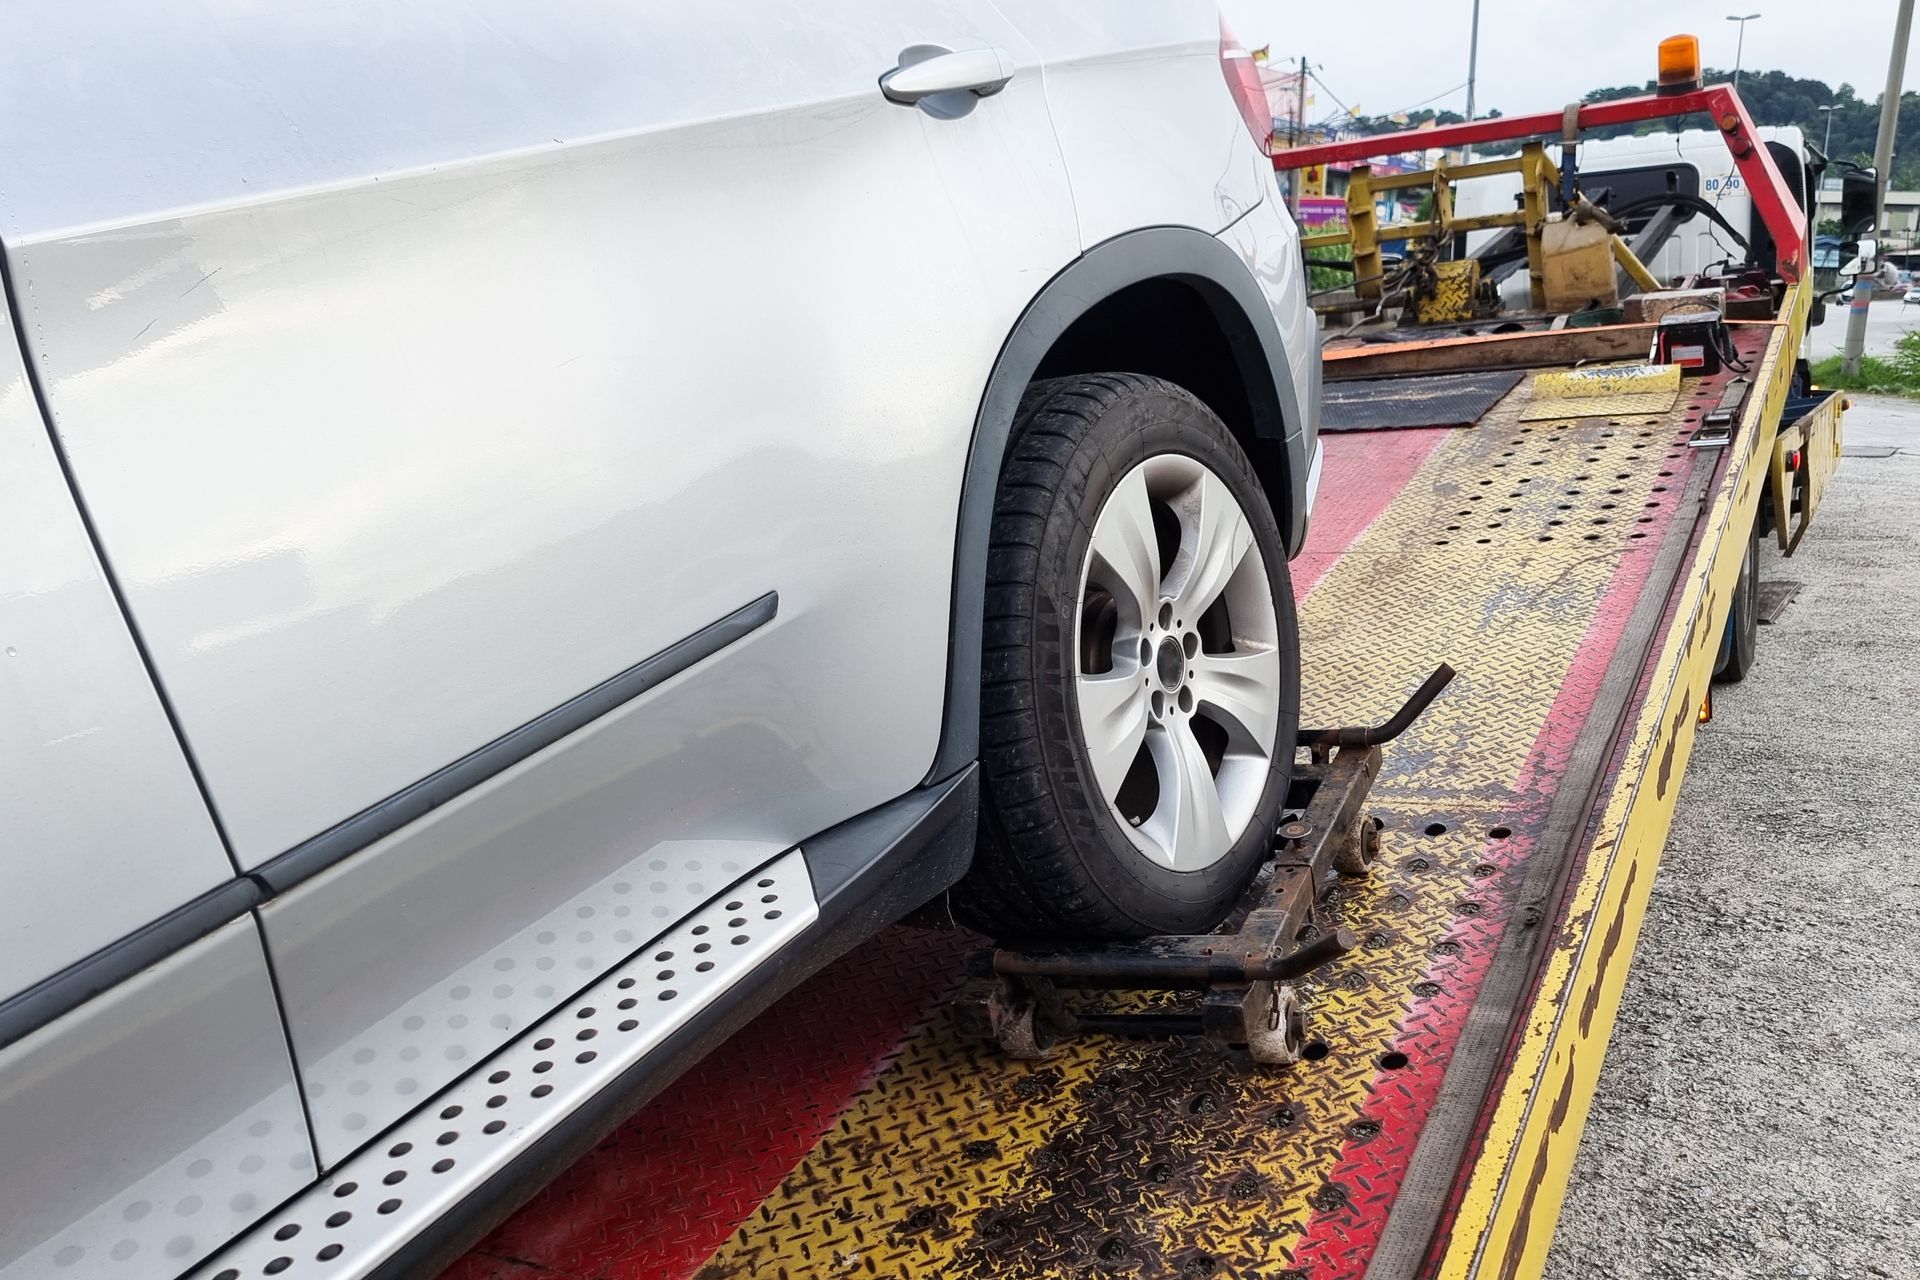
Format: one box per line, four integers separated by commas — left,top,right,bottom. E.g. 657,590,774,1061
0,3,1318,1276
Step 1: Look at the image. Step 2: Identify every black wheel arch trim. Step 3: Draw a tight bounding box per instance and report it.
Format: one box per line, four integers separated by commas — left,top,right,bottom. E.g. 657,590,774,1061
923,223,1309,785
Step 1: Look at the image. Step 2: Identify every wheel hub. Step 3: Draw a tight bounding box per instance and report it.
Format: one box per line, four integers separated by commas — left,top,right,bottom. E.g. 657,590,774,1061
1154,635,1185,693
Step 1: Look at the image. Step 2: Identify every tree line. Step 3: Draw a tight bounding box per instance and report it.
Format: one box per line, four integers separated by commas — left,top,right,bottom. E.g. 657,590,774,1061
1333,69,1917,186
1582,69,1916,184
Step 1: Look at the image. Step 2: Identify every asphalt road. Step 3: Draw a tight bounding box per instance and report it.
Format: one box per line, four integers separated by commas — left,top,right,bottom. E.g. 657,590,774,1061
1545,396,1920,1279
1805,295,1920,363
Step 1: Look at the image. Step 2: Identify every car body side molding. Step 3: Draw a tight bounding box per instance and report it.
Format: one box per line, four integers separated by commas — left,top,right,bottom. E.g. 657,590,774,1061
0,593,778,1053
252,591,780,896
924,224,1304,785
0,877,262,1054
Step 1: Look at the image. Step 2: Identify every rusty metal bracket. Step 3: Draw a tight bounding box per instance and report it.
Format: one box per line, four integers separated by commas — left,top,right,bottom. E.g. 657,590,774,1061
954,665,1452,1065
1299,662,1455,752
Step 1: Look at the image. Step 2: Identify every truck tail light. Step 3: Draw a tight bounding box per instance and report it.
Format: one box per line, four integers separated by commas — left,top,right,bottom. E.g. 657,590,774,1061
1219,18,1273,155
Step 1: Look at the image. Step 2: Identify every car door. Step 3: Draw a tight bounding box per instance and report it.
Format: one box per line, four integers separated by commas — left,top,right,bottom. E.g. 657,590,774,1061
0,311,314,1275
1,0,1077,1168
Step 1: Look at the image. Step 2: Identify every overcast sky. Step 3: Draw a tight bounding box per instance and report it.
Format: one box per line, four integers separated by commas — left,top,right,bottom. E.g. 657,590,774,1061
1220,0,1915,124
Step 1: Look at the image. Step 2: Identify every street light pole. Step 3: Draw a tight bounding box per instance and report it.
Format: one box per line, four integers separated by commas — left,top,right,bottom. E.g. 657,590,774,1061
1726,13,1761,88
1820,102,1840,156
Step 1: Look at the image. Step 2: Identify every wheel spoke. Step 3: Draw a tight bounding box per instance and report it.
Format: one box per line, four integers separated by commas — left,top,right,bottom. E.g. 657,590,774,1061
1077,670,1150,802
1141,718,1230,870
1170,470,1253,621
1189,647,1281,755
1088,468,1163,623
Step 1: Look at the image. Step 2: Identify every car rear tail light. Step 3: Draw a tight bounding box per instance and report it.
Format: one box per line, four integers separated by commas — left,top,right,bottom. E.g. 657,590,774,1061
1219,18,1273,154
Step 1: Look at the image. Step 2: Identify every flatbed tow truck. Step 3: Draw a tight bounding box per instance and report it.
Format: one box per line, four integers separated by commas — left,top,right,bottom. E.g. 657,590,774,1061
436,56,1847,1280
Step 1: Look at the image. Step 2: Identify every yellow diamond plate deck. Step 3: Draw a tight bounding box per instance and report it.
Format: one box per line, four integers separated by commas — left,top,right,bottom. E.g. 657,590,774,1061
693,334,1785,1280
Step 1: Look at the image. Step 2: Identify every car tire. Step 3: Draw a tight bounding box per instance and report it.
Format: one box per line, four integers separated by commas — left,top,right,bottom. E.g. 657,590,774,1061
1714,517,1760,683
956,373,1301,941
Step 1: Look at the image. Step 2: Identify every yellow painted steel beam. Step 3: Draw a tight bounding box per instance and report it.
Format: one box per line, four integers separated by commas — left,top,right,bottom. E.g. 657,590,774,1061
1450,212,1528,235
1366,156,1532,193
1432,163,1456,242
1770,416,1808,554
1325,213,1524,245
1520,143,1553,311
1348,165,1382,302
1610,237,1662,293
1770,391,1846,554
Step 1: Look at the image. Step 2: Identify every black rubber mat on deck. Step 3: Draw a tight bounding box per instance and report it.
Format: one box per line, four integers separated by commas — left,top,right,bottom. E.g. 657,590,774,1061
1320,369,1524,432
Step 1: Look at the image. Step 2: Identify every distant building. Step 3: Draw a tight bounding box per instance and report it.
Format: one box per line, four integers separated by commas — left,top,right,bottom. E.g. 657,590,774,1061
1813,179,1920,239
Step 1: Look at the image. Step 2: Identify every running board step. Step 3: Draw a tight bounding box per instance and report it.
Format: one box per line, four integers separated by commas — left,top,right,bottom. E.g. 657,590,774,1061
189,851,816,1280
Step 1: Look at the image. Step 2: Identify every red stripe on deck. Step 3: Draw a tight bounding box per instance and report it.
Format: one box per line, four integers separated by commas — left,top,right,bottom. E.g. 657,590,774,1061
1286,513,1689,1276
1293,430,1452,600
443,928,974,1280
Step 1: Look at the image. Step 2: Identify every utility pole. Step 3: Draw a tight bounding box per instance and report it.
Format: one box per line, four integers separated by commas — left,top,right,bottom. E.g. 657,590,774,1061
1726,13,1761,88
1846,0,1915,377
1465,0,1482,161
1873,0,1914,222
1294,55,1308,150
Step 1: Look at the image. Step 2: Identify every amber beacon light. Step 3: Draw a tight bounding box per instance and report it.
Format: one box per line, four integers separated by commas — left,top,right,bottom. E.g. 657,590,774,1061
1657,34,1702,93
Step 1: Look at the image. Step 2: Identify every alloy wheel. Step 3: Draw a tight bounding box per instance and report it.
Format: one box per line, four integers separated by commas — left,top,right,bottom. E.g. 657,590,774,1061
1073,454,1284,871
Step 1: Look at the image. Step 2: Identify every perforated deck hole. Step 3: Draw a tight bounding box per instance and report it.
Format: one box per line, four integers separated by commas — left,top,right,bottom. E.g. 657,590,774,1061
186,852,815,1280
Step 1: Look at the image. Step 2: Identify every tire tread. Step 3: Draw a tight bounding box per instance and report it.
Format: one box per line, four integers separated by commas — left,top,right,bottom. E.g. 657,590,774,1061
954,374,1297,940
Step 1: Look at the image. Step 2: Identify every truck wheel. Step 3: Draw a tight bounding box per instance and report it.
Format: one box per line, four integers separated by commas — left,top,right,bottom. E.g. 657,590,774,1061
1714,518,1760,683
957,374,1300,941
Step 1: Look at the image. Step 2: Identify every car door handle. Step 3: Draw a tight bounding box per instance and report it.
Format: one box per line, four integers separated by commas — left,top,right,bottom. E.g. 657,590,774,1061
880,47,1016,104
